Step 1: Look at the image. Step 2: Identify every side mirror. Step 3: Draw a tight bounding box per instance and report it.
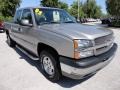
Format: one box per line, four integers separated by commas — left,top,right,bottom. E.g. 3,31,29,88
21,19,33,27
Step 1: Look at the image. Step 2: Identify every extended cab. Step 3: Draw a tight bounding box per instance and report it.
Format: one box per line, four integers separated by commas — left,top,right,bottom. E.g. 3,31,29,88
5,7,117,82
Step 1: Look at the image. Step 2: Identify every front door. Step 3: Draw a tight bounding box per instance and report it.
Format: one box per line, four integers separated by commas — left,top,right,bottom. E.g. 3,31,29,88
18,9,36,53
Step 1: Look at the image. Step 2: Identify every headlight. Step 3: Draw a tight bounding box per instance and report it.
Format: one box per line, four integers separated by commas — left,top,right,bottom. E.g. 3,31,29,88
74,39,94,59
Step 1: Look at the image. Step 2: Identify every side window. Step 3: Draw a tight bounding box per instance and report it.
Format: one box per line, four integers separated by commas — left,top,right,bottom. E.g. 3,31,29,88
21,9,33,24
14,10,22,24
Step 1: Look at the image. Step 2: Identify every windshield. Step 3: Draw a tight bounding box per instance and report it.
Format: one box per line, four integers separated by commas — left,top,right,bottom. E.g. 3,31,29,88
33,8,76,25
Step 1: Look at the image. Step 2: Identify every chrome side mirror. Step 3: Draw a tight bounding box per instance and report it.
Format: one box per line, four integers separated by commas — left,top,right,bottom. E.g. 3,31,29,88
21,19,33,27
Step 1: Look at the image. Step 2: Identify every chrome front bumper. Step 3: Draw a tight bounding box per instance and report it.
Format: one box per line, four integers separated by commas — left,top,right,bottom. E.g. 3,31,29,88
59,43,117,79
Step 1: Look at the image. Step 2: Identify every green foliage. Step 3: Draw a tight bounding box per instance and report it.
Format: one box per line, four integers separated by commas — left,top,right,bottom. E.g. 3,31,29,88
106,0,120,16
68,2,78,18
41,0,59,8
4,17,13,22
0,15,13,22
69,0,102,19
0,15,4,22
0,0,21,17
58,1,68,11
94,6,102,18
110,20,120,27
40,0,102,18
83,0,102,18
41,0,68,11
101,13,111,18
69,1,85,18
106,0,120,27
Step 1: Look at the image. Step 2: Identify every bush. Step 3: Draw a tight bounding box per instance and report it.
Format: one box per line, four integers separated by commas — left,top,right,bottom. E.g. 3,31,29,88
0,16,4,22
4,17,13,22
109,20,120,27
0,15,13,22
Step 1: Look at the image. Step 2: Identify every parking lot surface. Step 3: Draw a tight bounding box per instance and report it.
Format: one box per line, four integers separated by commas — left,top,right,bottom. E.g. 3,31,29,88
0,26,120,90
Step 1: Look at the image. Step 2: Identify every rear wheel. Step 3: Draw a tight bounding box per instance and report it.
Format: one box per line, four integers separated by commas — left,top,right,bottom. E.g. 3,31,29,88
39,50,61,82
7,35,16,47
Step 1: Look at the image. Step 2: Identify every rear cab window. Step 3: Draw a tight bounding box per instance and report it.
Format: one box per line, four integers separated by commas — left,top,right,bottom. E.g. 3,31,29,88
14,10,22,24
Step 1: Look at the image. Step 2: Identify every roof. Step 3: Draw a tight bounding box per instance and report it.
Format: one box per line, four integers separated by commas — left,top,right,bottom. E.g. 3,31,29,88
17,6,62,11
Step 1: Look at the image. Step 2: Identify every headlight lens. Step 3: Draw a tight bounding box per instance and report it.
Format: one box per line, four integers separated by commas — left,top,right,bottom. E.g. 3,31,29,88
74,39,94,59
76,40,93,50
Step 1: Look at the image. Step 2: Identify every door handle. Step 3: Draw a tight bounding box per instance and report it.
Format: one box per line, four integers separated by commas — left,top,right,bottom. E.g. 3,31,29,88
18,28,22,32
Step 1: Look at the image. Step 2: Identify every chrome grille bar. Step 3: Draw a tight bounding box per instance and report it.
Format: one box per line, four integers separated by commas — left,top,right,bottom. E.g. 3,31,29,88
94,34,114,56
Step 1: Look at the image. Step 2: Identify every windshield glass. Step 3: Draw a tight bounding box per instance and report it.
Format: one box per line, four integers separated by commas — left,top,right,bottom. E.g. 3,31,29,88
33,8,76,25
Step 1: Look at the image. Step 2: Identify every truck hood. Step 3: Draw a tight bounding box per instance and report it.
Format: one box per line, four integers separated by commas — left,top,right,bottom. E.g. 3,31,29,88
39,23,113,40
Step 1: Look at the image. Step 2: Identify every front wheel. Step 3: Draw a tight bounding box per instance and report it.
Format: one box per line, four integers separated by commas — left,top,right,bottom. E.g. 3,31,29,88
39,50,61,82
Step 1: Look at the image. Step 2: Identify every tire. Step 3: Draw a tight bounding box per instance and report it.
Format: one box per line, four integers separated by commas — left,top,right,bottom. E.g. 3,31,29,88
39,50,61,82
7,35,16,47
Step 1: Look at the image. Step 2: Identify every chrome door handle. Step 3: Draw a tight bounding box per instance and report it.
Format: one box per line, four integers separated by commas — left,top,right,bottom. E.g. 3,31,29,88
18,28,22,32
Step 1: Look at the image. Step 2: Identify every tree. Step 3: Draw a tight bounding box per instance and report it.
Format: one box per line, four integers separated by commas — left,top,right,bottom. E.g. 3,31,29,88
41,0,68,11
69,0,102,19
0,0,21,17
106,0,120,17
83,0,102,18
41,0,58,8
58,1,68,11
106,0,120,27
69,1,85,18
93,6,102,18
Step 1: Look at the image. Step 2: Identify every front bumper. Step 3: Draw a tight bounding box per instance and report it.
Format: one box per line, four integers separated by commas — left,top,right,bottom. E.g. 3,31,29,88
59,43,117,79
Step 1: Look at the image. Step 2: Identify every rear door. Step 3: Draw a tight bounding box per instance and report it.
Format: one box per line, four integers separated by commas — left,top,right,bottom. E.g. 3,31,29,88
11,10,23,43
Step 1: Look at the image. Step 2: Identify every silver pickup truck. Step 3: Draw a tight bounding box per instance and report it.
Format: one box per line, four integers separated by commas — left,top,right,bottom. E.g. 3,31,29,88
5,7,117,82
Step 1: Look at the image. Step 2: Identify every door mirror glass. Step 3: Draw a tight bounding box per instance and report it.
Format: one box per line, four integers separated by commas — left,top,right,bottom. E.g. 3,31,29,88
21,19,33,27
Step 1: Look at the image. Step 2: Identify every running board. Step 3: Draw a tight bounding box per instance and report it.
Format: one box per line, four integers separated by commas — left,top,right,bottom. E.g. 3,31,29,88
16,45,39,60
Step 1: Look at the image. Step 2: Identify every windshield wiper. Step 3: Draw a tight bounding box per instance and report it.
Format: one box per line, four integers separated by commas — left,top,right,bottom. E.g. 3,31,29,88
39,21,75,25
39,21,61,25
50,21,61,24
63,21,75,23
39,22,51,25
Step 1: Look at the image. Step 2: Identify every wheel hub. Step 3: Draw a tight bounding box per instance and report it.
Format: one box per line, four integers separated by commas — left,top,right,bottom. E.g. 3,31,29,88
42,56,55,76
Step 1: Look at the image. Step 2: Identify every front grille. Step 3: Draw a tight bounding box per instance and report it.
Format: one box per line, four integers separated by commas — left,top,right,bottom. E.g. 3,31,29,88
95,43,113,55
95,34,113,46
94,34,114,55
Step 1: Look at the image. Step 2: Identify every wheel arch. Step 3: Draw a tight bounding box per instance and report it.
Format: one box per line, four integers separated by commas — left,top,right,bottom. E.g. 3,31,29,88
37,43,59,58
